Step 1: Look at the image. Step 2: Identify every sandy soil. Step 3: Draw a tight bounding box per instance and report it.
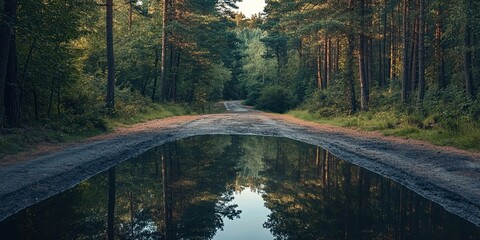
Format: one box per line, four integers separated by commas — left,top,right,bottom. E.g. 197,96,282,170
1,101,479,227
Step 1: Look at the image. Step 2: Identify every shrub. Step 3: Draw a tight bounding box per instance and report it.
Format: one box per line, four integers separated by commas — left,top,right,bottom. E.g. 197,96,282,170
255,85,296,113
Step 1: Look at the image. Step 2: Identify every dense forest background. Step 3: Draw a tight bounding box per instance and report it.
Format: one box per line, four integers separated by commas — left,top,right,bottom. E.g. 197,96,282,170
1,0,479,151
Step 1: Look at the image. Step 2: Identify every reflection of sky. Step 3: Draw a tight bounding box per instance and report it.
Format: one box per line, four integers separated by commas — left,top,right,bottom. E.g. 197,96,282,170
236,0,266,17
213,187,273,240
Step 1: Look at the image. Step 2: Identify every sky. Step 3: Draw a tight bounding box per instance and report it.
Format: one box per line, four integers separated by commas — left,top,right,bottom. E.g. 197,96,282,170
236,0,266,17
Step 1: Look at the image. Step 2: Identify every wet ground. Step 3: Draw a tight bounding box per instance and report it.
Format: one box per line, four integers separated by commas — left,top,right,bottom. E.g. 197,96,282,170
2,136,478,239
0,101,479,228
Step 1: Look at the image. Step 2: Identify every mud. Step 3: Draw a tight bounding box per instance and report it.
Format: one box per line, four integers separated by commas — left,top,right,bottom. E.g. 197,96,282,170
1,101,479,227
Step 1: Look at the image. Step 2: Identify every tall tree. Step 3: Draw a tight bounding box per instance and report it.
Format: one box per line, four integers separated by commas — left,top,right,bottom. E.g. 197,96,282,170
159,0,169,102
401,0,410,102
106,0,116,110
0,0,17,127
417,0,426,104
358,0,369,111
4,35,21,126
464,0,475,98
434,0,446,90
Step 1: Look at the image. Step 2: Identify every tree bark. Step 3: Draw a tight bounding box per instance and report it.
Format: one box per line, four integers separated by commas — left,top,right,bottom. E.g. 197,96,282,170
410,18,418,92
358,0,369,111
418,0,426,104
464,0,475,98
316,44,322,89
4,35,21,126
435,1,446,90
0,0,17,128
160,0,169,102
381,0,388,88
401,0,410,103
347,0,357,113
323,36,328,89
152,48,159,101
347,34,357,113
106,0,116,110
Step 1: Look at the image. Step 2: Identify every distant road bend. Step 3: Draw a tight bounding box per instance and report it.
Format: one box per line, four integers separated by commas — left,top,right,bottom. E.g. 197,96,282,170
0,101,479,227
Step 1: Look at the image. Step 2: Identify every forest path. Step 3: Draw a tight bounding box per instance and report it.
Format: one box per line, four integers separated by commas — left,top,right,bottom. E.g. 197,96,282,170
1,101,480,227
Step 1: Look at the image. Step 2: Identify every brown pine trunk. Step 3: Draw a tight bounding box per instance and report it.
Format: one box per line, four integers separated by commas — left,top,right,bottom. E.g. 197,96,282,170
435,2,446,90
328,37,332,85
152,48,159,101
160,0,169,102
410,18,418,92
323,36,328,89
347,34,357,113
418,0,426,104
382,0,388,87
106,0,115,110
401,0,410,102
316,44,322,89
169,48,180,101
389,10,396,81
347,0,357,113
358,0,369,111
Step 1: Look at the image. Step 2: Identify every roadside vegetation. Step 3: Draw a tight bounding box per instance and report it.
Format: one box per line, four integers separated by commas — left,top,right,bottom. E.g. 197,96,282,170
1,0,480,158
235,2,480,152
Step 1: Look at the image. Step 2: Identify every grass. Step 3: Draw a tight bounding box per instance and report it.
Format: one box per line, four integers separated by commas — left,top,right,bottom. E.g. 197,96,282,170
0,102,226,159
107,103,195,126
288,109,480,152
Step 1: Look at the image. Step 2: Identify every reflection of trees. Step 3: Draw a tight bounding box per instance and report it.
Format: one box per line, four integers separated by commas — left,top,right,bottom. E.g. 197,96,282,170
261,143,480,240
1,136,479,239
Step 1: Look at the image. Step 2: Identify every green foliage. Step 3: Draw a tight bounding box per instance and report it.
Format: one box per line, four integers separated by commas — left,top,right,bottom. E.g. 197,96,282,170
255,85,296,113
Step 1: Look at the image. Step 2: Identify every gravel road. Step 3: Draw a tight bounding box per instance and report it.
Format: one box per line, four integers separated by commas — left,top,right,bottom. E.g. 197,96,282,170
1,100,479,227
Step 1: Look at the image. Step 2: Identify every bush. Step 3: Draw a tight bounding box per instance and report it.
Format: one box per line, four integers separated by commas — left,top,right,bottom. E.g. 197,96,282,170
255,85,296,113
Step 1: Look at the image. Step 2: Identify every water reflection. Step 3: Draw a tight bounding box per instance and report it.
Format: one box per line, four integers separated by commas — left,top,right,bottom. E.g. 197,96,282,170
0,136,479,240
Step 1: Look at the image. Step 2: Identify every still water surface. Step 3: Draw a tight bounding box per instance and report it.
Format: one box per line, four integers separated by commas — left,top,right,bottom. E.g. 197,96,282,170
0,135,479,239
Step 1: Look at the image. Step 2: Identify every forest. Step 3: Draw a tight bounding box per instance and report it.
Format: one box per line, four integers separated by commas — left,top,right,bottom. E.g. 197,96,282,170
1,0,479,153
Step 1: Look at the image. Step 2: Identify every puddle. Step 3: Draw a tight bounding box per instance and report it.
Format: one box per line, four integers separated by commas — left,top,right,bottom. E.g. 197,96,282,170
0,135,479,239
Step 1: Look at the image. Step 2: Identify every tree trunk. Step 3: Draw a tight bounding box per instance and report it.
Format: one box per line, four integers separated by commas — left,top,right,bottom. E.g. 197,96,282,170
152,48,159,101
169,49,180,101
347,0,357,113
323,36,328,89
316,44,322,89
464,0,475,98
410,18,418,92
401,0,410,102
418,0,426,104
106,0,116,110
160,0,169,102
347,34,357,113
4,36,21,126
435,1,446,90
0,0,17,128
359,0,369,111
382,0,388,88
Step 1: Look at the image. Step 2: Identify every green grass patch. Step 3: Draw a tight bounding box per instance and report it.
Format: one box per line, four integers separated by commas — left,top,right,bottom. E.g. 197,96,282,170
0,102,225,159
108,103,195,126
288,109,480,152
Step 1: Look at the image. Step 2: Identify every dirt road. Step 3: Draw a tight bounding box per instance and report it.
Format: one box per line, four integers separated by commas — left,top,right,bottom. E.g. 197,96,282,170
1,101,480,226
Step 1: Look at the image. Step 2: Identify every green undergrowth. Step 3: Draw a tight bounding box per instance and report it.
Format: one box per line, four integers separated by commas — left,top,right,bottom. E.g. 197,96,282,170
0,102,225,159
288,109,480,152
